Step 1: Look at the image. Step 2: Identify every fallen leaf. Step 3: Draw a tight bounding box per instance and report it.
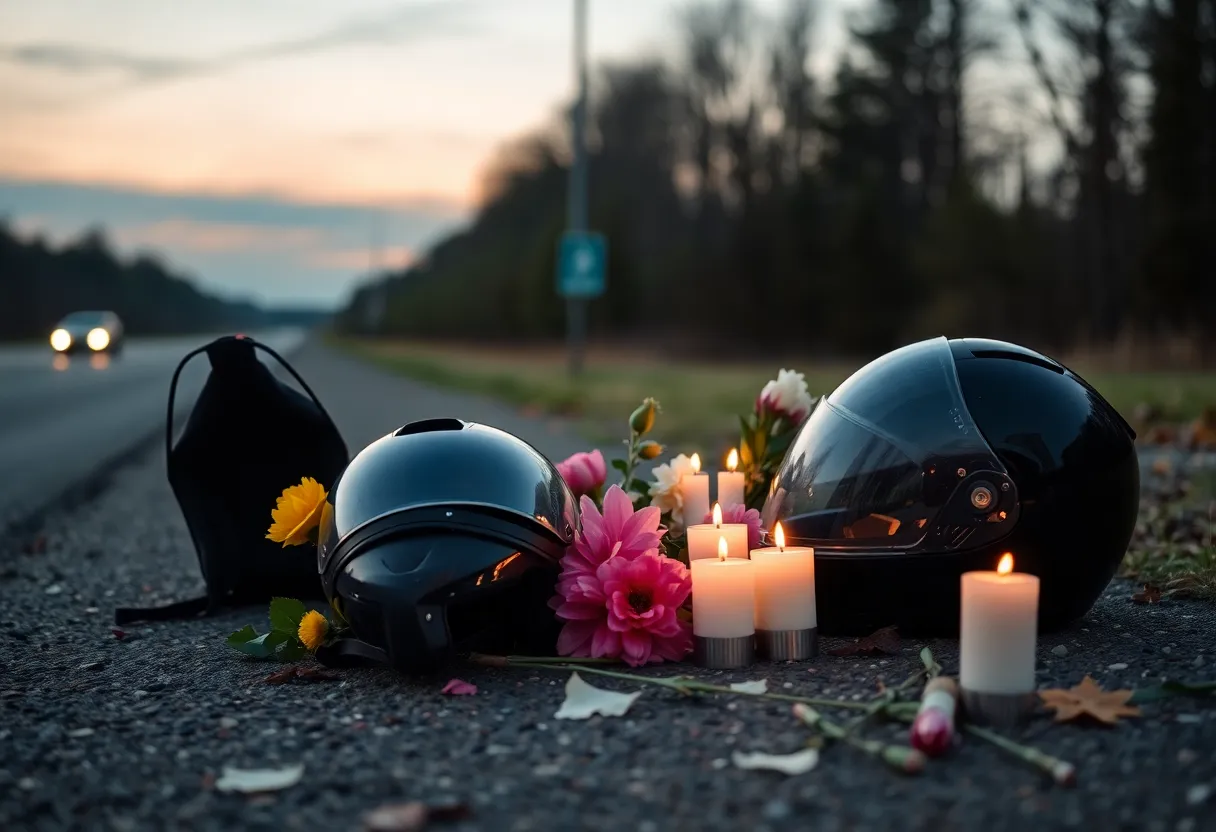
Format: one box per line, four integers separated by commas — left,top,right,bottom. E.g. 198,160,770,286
296,667,340,682
441,678,477,695
264,668,299,685
729,679,768,694
1132,584,1163,604
112,629,127,640
554,672,641,720
214,764,304,794
731,748,820,775
1039,676,1142,725
827,625,901,657
363,800,472,831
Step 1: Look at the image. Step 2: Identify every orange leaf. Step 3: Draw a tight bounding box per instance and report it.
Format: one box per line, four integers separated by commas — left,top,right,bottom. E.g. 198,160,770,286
1039,676,1141,725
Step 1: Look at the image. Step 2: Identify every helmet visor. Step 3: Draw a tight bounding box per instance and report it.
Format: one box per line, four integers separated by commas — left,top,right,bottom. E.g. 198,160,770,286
760,337,1007,550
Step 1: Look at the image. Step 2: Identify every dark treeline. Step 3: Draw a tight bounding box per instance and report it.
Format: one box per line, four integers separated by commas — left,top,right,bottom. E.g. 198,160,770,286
0,221,330,340
339,0,1216,360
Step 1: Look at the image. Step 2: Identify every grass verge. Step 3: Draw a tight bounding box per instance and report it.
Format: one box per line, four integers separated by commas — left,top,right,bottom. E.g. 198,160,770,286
334,336,1216,447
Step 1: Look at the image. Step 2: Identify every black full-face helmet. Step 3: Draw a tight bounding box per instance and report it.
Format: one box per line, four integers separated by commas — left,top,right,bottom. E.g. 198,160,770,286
316,418,577,674
760,337,1140,636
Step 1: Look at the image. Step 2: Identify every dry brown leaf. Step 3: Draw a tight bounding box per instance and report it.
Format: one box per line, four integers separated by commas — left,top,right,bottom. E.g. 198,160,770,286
828,625,901,657
1039,676,1142,725
1132,584,1163,604
264,668,298,685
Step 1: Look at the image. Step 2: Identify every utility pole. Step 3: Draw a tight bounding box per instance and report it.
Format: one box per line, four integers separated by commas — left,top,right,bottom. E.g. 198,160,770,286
566,0,589,377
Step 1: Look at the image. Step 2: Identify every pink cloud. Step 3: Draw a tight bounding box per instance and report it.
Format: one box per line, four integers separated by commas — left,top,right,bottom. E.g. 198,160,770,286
113,218,323,253
305,244,415,271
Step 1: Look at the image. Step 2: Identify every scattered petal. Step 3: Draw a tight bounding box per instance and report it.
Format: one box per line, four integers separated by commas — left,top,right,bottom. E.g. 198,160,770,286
215,764,304,794
66,728,94,738
729,679,769,694
731,748,820,775
441,678,478,696
363,800,472,831
44,584,63,596
554,672,641,719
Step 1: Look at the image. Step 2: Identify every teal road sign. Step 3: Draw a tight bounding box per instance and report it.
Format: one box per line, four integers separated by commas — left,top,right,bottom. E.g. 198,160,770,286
557,231,607,298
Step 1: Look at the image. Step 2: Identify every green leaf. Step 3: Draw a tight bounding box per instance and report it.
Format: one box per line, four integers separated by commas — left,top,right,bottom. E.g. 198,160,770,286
766,431,796,459
226,625,259,647
629,477,650,497
268,597,308,636
1130,678,1216,704
610,458,629,475
739,414,753,437
275,639,308,661
229,630,291,660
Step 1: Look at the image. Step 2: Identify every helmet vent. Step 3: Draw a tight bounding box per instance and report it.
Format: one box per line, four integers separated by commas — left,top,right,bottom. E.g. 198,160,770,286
393,417,466,437
971,350,1064,374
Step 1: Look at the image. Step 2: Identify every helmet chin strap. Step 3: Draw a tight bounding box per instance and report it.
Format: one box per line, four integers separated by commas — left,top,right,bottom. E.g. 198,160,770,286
314,637,390,668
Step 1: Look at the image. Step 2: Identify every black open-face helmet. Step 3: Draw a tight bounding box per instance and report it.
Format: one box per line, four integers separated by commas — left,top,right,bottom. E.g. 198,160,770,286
316,418,577,674
760,337,1139,636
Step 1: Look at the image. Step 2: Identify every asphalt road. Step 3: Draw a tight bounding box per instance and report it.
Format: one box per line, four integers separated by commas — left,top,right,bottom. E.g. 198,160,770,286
0,330,305,528
1,338,1215,831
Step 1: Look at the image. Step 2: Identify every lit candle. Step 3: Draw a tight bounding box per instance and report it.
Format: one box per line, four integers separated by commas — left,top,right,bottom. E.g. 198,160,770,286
716,448,746,510
680,452,711,531
690,536,756,668
750,522,817,659
959,553,1039,726
687,502,750,562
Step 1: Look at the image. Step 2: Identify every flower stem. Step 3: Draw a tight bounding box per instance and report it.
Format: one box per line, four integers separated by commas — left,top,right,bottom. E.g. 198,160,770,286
794,703,926,774
882,702,1076,786
468,653,870,711
963,724,1077,787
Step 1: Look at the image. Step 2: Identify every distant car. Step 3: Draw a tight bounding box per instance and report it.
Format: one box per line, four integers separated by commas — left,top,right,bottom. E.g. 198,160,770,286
49,310,125,355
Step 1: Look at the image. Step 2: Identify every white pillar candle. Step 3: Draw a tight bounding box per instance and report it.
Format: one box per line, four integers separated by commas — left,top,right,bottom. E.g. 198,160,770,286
716,448,746,510
687,502,750,561
690,536,755,638
750,522,816,631
680,452,711,530
960,553,1039,695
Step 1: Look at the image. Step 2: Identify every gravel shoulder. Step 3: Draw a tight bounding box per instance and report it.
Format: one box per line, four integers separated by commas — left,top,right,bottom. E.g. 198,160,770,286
2,343,1215,832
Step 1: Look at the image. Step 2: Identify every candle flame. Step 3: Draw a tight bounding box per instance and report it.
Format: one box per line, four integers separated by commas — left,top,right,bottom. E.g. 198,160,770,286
690,452,701,474
718,535,728,561
774,522,785,551
997,552,1014,574
726,448,739,472
712,502,722,526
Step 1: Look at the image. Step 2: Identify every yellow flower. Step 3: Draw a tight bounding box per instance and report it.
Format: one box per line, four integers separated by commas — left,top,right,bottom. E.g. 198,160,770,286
298,610,329,652
266,477,328,547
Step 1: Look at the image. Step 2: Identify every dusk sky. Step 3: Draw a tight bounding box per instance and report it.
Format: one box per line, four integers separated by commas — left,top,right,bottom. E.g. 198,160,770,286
0,0,1046,308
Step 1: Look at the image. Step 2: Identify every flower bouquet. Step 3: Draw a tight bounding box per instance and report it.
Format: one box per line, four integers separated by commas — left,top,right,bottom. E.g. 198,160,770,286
228,369,817,668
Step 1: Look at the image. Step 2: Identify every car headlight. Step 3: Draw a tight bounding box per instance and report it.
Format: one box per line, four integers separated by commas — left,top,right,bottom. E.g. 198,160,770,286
50,329,72,351
86,328,111,351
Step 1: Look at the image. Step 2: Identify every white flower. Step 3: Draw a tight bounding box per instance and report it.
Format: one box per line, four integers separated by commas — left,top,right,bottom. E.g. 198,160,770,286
757,369,816,422
647,453,697,531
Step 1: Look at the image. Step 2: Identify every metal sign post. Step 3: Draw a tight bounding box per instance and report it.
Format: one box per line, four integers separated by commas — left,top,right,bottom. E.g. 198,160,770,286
557,0,605,377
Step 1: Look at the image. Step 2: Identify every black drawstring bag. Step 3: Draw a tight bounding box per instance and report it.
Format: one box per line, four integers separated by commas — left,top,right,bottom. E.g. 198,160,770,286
115,334,348,625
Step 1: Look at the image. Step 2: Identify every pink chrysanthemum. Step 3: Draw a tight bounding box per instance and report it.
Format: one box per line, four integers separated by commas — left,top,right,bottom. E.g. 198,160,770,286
554,550,692,666
549,484,691,665
701,503,764,551
552,485,663,599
